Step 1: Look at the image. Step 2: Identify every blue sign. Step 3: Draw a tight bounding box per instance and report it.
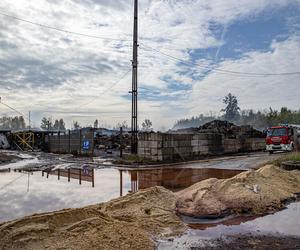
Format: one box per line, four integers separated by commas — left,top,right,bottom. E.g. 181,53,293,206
82,140,90,150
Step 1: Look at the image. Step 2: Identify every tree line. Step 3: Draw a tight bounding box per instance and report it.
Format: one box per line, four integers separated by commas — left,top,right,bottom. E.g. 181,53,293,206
173,93,300,131
0,116,26,130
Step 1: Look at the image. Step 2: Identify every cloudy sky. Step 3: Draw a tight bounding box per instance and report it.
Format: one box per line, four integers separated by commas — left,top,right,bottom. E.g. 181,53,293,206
0,0,299,130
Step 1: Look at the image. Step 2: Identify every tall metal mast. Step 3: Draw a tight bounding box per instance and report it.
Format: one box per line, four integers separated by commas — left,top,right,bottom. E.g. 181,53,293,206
131,0,138,154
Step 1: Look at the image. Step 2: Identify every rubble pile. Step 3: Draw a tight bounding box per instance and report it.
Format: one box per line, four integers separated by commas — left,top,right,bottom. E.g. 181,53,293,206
198,120,265,138
0,133,10,149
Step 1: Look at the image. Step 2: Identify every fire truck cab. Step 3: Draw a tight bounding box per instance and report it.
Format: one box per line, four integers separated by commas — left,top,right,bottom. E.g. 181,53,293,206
265,125,300,154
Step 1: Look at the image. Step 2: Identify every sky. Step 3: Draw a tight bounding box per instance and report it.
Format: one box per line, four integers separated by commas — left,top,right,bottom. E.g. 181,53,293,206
0,0,299,130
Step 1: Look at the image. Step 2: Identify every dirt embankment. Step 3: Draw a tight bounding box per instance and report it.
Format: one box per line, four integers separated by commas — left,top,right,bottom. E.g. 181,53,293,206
0,187,185,250
176,165,300,218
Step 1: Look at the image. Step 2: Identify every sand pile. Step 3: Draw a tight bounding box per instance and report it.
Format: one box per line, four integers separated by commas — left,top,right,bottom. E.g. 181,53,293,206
0,187,185,250
176,165,300,217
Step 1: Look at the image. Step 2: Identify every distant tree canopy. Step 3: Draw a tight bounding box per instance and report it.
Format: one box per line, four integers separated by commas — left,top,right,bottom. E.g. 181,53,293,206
40,117,66,131
0,116,26,130
114,121,129,130
221,93,240,121
141,119,153,132
173,94,300,131
94,119,99,129
73,121,81,130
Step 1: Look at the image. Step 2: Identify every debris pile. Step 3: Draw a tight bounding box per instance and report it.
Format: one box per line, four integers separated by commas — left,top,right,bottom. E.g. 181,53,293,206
176,165,300,218
0,133,10,149
0,152,20,165
198,120,265,138
0,186,185,250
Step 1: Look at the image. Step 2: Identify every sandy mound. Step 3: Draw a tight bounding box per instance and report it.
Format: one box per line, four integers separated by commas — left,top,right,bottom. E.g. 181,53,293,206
0,186,185,250
176,165,300,217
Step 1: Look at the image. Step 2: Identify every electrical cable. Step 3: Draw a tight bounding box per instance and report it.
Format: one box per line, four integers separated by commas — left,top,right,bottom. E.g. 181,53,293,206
73,68,132,109
0,101,28,119
140,43,300,77
0,11,132,42
0,173,25,192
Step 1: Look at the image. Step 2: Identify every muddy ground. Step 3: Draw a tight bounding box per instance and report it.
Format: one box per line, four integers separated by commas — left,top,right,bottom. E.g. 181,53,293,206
187,234,300,250
0,152,20,165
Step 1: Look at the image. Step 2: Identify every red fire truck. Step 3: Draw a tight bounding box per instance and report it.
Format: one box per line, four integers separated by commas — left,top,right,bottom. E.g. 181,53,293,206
266,124,300,154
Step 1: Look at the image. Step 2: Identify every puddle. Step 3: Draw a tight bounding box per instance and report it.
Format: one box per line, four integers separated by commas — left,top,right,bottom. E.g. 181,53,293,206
120,168,243,192
158,202,300,249
0,169,131,222
0,167,243,223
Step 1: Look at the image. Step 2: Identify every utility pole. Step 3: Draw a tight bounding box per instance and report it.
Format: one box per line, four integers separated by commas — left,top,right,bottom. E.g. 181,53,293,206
131,0,138,154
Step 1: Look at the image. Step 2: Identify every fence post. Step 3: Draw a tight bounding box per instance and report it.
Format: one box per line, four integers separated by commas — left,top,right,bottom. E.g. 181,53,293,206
79,168,82,185
120,127,123,158
92,168,94,188
68,168,70,182
119,170,123,196
58,169,60,180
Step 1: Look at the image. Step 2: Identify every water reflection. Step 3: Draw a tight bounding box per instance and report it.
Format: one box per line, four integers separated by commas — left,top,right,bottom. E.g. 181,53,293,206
0,167,243,223
120,168,243,193
158,202,300,249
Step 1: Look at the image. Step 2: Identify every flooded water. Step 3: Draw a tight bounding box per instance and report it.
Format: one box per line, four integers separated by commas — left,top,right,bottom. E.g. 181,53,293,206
0,166,242,223
120,168,243,192
158,202,300,249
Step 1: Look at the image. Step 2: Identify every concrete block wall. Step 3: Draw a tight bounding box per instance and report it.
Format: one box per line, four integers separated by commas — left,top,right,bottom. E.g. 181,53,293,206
138,132,265,161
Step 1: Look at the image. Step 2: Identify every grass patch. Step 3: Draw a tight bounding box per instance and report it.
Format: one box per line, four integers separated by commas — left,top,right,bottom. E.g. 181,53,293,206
271,152,300,166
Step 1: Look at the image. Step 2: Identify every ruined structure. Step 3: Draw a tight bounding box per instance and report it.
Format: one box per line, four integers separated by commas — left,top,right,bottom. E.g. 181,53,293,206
47,128,94,156
138,120,265,161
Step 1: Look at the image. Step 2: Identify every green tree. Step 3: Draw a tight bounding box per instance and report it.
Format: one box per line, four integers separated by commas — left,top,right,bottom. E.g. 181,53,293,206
41,117,51,130
94,119,99,129
58,118,66,131
53,119,60,130
18,116,26,129
73,121,81,130
221,93,240,121
141,119,153,131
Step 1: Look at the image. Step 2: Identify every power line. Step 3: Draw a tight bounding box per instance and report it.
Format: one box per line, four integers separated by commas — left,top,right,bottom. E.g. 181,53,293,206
74,68,132,109
0,99,28,119
0,11,132,42
0,173,25,192
140,43,300,77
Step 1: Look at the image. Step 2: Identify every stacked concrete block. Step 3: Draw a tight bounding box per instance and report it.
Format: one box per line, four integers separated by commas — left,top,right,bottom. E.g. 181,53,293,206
138,131,265,162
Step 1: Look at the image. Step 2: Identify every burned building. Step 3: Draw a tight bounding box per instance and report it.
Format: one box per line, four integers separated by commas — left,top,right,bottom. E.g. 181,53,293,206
138,120,266,161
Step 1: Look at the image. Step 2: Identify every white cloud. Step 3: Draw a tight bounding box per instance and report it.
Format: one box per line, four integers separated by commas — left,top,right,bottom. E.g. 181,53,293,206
0,0,299,130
